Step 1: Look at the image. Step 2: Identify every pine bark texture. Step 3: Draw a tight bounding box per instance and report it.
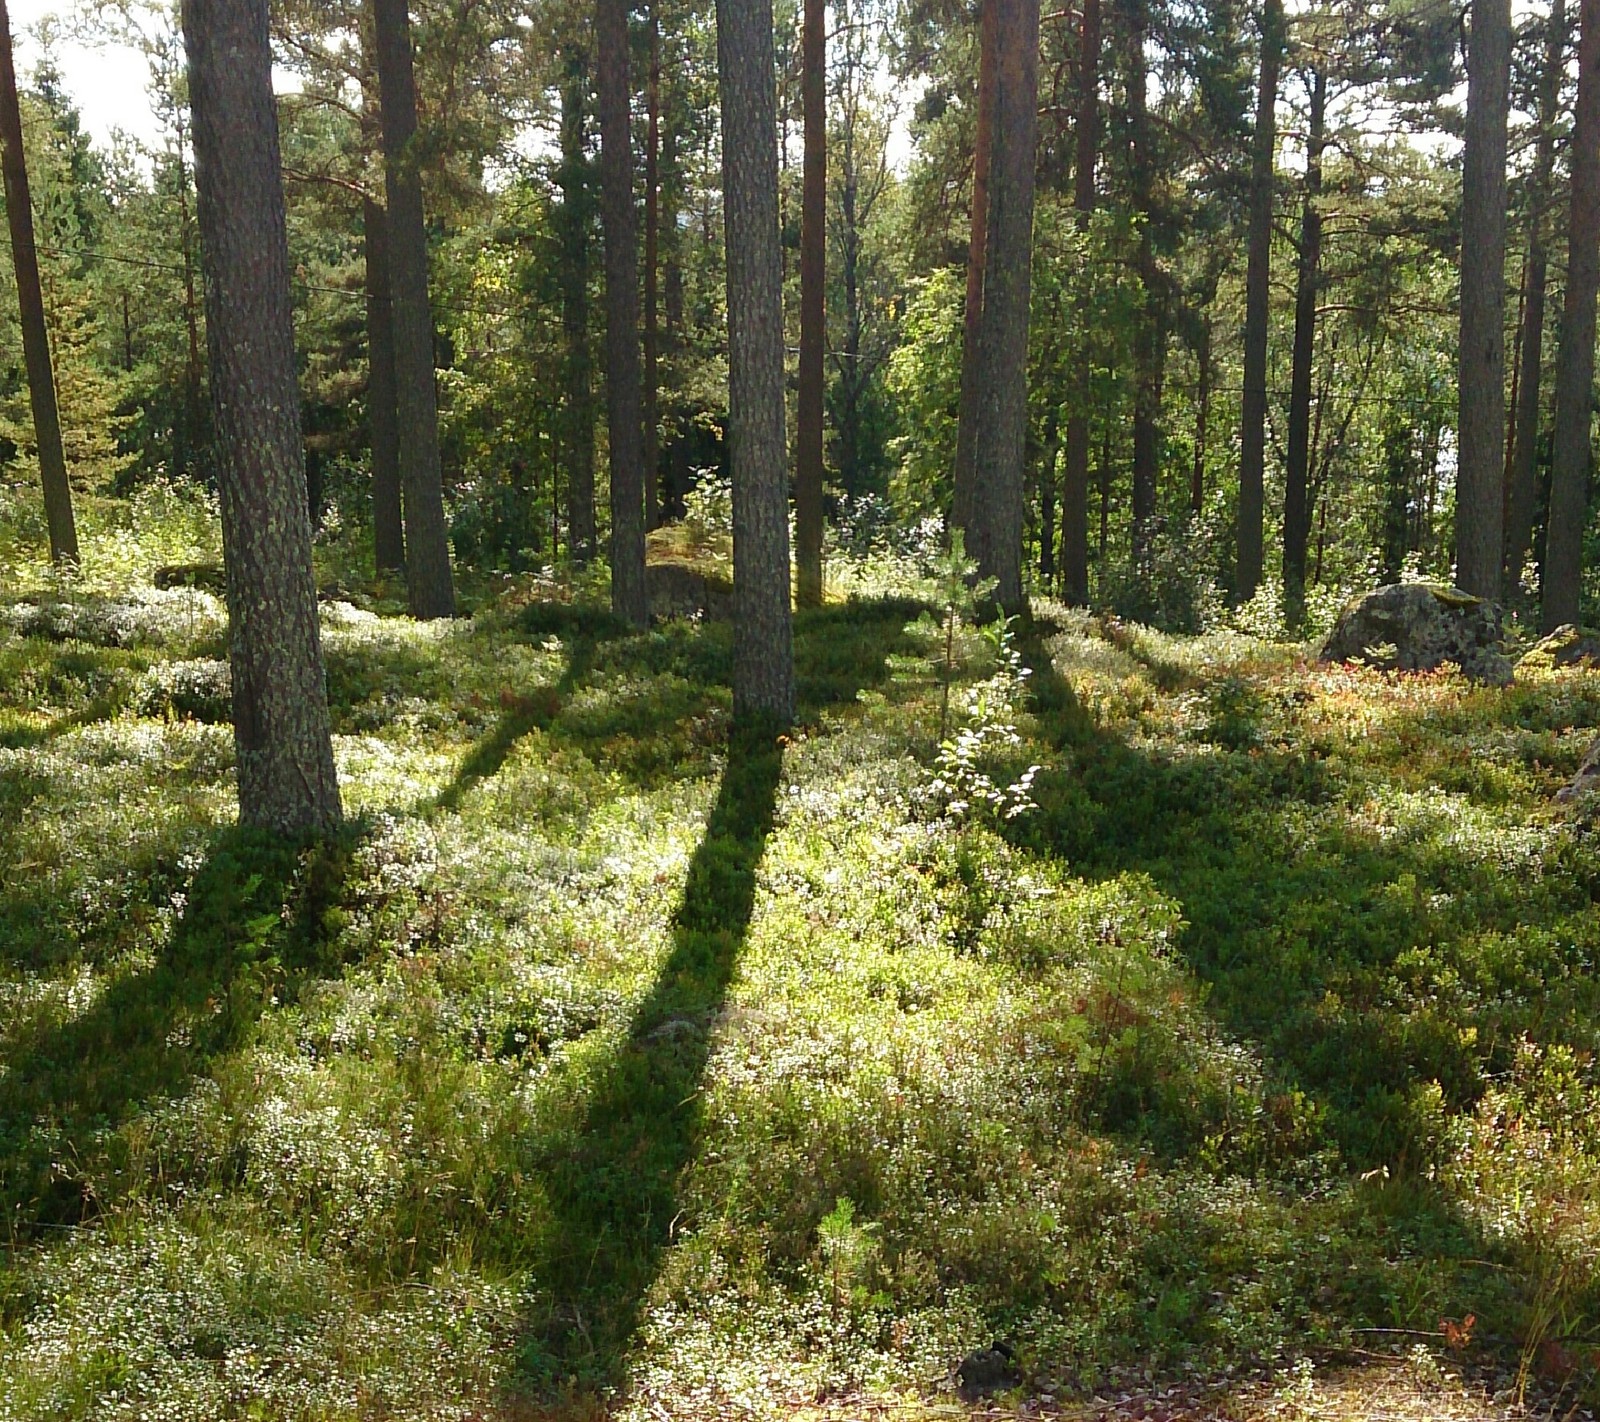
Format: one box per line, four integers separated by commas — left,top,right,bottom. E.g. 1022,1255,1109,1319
1455,0,1512,601
1545,0,1600,629
373,0,454,619
364,195,405,575
182,0,342,835
1282,66,1324,625
1059,0,1099,605
597,0,649,627
644,11,662,530
967,0,1040,610
795,0,826,607
717,0,796,723
952,0,998,535
1505,0,1566,594
0,0,77,564
1235,0,1281,603
557,54,597,565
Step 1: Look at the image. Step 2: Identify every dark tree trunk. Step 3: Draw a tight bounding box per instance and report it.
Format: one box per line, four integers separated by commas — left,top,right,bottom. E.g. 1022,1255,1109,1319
364,196,405,575
1060,0,1099,605
557,51,597,565
1456,0,1512,600
663,122,683,345
952,0,998,535
373,0,454,619
181,0,341,835
1282,65,1325,626
0,0,75,563
967,0,1040,610
718,0,796,722
1506,0,1566,594
1124,0,1159,553
1236,0,1281,602
1545,0,1600,629
1039,410,1059,584
796,0,826,606
644,9,662,531
1192,317,1211,514
597,0,648,627
177,138,206,482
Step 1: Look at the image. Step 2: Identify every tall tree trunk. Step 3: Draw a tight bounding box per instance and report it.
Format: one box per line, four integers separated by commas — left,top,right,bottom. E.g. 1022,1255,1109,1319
181,0,341,835
644,9,662,532
0,0,76,563
1235,0,1282,602
1282,65,1325,626
1124,0,1159,553
1545,0,1600,629
1192,317,1211,514
663,122,683,344
1039,410,1058,583
557,51,597,565
718,0,796,722
1456,0,1512,600
967,0,1040,610
952,0,998,535
597,0,649,627
364,195,405,575
177,141,205,482
796,0,826,606
1060,0,1099,605
1506,0,1567,594
373,0,454,619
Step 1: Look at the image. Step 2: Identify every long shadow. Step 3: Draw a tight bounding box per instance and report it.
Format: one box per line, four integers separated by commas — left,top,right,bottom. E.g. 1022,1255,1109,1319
0,826,351,1236
518,726,783,1393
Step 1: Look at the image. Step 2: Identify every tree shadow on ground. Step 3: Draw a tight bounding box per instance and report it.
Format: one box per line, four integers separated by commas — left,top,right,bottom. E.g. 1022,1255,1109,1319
0,825,351,1236
516,726,783,1395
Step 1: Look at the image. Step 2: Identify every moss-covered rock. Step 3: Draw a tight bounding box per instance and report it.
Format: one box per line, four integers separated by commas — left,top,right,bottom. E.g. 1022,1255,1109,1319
1517,623,1600,674
1318,582,1512,684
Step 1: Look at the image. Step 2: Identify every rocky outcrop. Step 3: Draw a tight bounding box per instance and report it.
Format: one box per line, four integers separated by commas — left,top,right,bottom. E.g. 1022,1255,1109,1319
1558,737,1600,804
645,562,732,622
1318,583,1512,685
1517,624,1600,674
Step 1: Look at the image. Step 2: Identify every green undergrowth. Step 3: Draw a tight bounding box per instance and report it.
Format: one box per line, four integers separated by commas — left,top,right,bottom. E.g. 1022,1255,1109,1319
3,544,1600,1419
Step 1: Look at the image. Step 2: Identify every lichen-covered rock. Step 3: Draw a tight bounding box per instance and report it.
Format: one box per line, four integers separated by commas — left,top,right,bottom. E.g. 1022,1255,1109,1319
645,562,732,621
1318,583,1512,685
1517,623,1600,674
1558,737,1600,803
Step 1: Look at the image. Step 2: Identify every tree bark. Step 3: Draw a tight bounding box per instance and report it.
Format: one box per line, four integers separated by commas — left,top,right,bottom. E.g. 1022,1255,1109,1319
556,53,597,565
644,9,662,531
0,0,77,564
718,0,795,723
1456,0,1512,601
372,0,454,619
795,0,826,606
1192,316,1210,514
1545,0,1600,629
181,0,341,835
1123,0,1159,553
967,0,1040,610
1060,0,1099,605
1282,64,1324,626
364,195,405,575
1235,0,1281,602
1506,0,1566,594
952,0,998,535
597,0,649,627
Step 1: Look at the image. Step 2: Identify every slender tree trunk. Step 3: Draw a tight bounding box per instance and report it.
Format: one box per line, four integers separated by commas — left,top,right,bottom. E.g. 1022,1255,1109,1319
1192,317,1211,514
181,0,341,834
718,0,796,722
796,0,826,606
1456,0,1512,600
644,9,662,532
557,52,597,565
597,0,649,627
177,144,207,483
1283,65,1325,626
1545,0,1600,629
952,0,998,535
967,0,1040,610
373,0,454,619
1124,0,1159,553
0,0,76,563
364,195,405,574
1507,0,1567,594
663,122,683,345
1060,0,1099,605
1236,0,1282,601
1039,410,1058,583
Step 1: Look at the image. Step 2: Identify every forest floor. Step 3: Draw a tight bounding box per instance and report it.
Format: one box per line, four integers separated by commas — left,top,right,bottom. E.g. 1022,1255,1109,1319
2,498,1600,1421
